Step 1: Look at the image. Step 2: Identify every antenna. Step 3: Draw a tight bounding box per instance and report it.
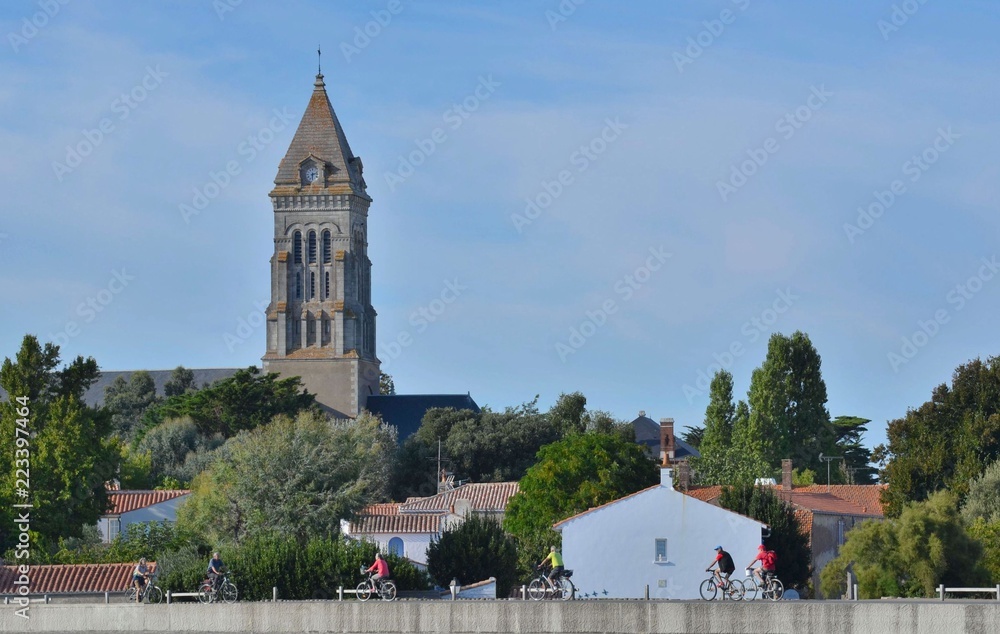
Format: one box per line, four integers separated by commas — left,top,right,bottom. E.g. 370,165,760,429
819,453,844,492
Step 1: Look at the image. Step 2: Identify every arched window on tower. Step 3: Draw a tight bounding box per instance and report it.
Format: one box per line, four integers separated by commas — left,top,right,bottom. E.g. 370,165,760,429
325,272,330,299
308,231,317,264
310,272,316,300
322,230,331,264
295,273,302,300
293,231,302,265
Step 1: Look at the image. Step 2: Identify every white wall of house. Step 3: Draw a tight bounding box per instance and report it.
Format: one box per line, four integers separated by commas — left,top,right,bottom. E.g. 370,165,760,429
96,496,189,543
357,532,437,565
557,469,765,600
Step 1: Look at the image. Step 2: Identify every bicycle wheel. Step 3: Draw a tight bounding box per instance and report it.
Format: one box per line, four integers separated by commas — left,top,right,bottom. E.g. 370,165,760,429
767,578,784,601
356,581,372,602
124,587,137,603
198,582,213,604
379,581,397,601
527,578,546,601
726,578,745,601
558,578,574,601
699,578,718,601
221,581,238,603
146,585,163,604
743,579,760,601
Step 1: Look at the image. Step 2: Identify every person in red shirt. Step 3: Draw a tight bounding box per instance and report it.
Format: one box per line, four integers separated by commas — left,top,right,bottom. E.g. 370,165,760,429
746,544,776,585
367,552,391,583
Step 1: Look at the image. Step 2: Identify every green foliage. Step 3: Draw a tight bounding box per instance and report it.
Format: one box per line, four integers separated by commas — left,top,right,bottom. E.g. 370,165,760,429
692,371,740,484
118,442,154,489
137,367,315,441
832,416,877,484
31,520,190,565
876,356,1000,517
960,458,1000,524
504,432,658,576
791,468,816,486
0,336,120,553
103,370,160,441
718,483,812,591
967,519,1000,584
426,514,518,596
136,416,225,486
177,411,395,544
379,372,396,396
820,491,989,598
163,366,196,397
680,425,703,449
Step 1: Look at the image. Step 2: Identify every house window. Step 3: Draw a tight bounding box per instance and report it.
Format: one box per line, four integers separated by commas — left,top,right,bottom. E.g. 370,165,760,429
109,517,121,542
837,519,846,546
654,538,668,563
388,537,404,557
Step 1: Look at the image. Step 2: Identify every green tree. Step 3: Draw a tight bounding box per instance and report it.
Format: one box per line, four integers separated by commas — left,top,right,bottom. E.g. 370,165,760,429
831,416,877,485
504,432,658,575
178,411,395,544
821,491,989,598
379,372,396,396
163,366,196,397
136,416,225,486
961,458,1000,524
426,513,518,596
728,399,770,484
747,332,833,472
718,483,811,591
693,370,736,484
548,392,588,436
876,356,1000,517
681,426,704,449
0,335,120,553
104,370,160,441
966,519,1000,584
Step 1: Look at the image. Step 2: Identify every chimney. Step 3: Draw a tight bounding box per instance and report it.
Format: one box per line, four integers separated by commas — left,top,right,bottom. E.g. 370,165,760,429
678,460,691,490
659,418,675,466
639,410,646,418
781,459,793,491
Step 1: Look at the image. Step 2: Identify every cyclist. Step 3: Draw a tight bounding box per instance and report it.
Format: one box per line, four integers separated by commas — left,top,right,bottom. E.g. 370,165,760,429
366,552,391,588
537,546,564,589
131,557,150,604
706,545,736,591
207,551,225,592
746,544,777,586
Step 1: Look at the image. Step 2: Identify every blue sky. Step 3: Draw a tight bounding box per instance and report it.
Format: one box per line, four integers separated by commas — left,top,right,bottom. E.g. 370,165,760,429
2,1,999,453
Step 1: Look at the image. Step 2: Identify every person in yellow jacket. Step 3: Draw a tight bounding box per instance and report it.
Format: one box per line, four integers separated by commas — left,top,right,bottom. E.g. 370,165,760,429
537,546,565,587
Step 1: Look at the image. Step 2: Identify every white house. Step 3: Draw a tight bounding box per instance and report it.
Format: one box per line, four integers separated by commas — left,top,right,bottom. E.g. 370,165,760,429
96,490,190,543
554,469,766,600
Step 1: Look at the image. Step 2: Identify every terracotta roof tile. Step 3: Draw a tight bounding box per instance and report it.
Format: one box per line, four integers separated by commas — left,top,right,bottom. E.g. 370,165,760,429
350,513,443,534
684,486,722,503
794,509,814,546
399,482,519,514
779,491,878,516
794,484,886,517
107,490,189,515
0,563,157,594
361,503,400,516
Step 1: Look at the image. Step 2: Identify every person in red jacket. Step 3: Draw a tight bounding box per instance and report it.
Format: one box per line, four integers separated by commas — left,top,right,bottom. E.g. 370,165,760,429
366,552,391,583
746,544,777,585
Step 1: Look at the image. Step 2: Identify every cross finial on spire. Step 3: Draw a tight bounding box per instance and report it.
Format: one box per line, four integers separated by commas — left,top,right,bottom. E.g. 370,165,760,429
317,45,322,74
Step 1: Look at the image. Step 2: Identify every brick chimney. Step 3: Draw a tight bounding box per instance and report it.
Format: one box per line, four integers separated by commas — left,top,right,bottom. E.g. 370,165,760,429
781,459,793,491
677,460,691,490
659,418,675,466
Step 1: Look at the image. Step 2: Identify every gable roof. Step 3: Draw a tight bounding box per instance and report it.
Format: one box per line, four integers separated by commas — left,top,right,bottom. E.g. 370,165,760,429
779,491,877,516
629,414,700,459
365,394,480,442
349,513,444,534
107,490,190,515
684,486,722,503
398,482,519,514
0,563,156,594
792,484,886,516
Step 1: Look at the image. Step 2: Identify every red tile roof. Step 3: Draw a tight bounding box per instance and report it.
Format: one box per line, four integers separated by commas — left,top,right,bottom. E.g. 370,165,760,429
350,513,444,534
399,482,519,514
107,490,189,515
0,563,156,594
779,491,875,516
360,503,400,516
794,509,814,546
684,486,722,503
793,484,886,516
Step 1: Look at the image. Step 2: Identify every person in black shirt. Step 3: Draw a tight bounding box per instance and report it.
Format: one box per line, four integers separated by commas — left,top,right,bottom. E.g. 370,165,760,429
706,545,736,591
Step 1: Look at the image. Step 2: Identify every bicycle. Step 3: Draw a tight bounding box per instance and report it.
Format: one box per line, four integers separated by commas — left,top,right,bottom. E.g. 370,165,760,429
699,573,744,601
356,566,397,601
527,566,575,601
198,571,238,604
124,575,162,604
742,568,783,601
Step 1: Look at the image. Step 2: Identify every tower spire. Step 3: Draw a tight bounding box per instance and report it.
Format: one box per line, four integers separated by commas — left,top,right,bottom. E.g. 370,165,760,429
317,45,322,75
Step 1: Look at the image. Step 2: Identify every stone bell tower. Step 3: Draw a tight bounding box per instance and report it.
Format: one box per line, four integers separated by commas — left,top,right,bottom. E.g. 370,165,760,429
261,71,379,417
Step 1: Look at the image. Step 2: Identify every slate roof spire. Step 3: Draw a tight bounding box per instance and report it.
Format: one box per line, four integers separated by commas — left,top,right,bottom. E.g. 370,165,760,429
271,70,368,198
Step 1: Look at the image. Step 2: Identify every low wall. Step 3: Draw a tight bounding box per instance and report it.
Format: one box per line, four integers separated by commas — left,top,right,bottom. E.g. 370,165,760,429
2,599,999,634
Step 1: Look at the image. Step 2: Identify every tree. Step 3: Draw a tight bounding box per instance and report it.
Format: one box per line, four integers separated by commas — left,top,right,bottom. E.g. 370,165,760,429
426,513,518,596
876,356,1000,517
961,458,1000,524
164,366,196,397
821,491,989,598
104,370,159,441
379,372,396,396
548,392,587,436
718,483,811,591
504,432,658,575
135,416,225,486
177,411,395,544
680,426,704,449
0,335,120,553
747,332,833,473
831,416,877,485
966,519,1000,584
726,399,770,485
693,370,736,484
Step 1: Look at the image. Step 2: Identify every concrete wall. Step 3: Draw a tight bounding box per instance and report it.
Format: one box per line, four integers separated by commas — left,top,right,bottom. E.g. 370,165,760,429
3,600,1000,633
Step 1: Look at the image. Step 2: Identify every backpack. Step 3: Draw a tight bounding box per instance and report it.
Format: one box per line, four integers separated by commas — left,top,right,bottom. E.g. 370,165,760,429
719,551,735,573
762,550,777,570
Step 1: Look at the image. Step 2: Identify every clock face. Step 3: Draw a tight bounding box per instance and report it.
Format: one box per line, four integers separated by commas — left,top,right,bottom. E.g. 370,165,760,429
305,166,319,183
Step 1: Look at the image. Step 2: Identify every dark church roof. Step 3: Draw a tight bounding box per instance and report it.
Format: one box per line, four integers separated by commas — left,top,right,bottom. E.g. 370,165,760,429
82,368,242,408
366,394,481,442
630,414,700,459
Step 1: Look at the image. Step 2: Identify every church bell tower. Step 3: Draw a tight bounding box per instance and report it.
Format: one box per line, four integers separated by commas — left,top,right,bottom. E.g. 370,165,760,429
262,70,379,417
